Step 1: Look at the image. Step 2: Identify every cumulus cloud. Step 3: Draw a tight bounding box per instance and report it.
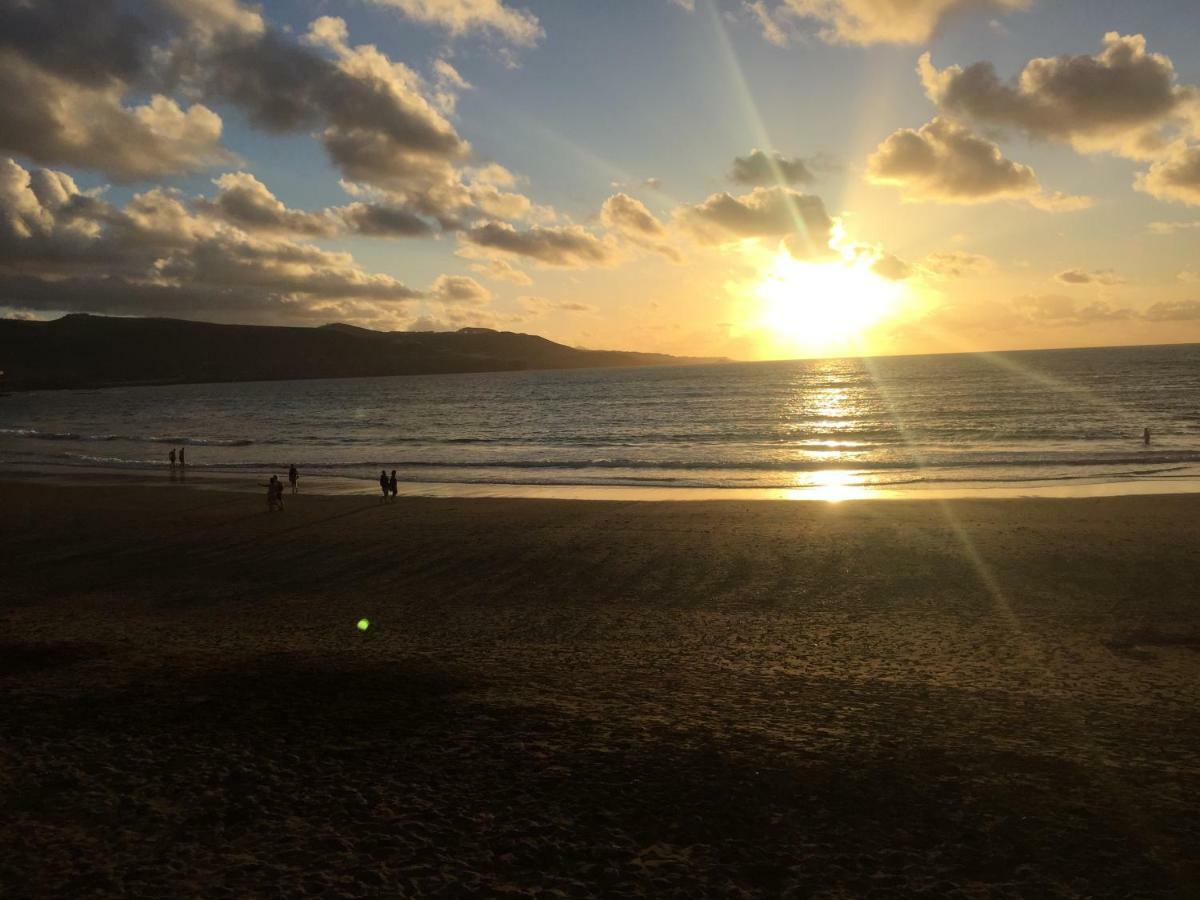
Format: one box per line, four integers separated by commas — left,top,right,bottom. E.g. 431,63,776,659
675,186,835,258
199,172,437,238
1136,144,1200,206
773,0,1031,46
729,149,816,186
0,157,431,322
469,257,533,285
600,193,682,262
462,222,617,267
866,117,1088,209
365,0,543,47
1054,268,1124,286
429,273,491,304
918,34,1197,160
601,193,666,239
200,172,337,237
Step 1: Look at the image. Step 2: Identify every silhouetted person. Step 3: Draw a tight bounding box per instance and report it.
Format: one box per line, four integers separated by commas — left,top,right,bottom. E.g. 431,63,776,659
288,464,299,494
267,475,284,511
169,448,176,469
179,447,186,468
379,469,389,502
389,469,398,500
1144,427,1151,446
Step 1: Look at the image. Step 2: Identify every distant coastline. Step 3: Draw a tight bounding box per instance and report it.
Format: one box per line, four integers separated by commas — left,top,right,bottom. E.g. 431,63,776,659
0,314,726,392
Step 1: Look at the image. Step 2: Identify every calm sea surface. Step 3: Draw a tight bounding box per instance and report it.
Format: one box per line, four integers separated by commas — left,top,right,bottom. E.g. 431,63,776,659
3,344,1200,496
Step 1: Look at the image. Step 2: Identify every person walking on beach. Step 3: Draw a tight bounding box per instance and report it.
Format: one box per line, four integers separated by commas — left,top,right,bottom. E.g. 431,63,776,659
379,469,390,502
169,448,176,469
179,446,186,468
267,475,284,511
288,464,299,494
389,469,398,501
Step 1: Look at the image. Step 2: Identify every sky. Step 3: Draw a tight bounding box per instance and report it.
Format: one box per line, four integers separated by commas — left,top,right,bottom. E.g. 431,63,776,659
3,0,1200,360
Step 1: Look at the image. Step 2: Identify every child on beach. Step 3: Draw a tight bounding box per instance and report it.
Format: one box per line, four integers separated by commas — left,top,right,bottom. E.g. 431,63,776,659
267,475,284,511
289,464,299,494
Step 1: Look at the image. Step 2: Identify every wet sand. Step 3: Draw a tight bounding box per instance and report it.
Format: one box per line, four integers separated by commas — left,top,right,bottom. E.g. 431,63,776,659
2,482,1199,897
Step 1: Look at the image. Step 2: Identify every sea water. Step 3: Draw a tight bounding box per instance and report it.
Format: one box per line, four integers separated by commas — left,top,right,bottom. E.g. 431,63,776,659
2,343,1199,497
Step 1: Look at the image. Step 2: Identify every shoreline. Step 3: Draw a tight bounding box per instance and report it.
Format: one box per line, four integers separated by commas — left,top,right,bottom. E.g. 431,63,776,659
4,460,1200,502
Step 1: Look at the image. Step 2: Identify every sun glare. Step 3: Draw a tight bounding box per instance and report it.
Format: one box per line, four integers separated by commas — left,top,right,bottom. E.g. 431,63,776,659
755,251,905,356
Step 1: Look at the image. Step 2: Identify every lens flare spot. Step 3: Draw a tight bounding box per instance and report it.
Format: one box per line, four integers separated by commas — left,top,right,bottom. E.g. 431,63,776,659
357,618,370,631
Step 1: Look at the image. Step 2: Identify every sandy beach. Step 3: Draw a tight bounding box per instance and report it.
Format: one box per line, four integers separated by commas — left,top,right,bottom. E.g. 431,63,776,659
2,480,1199,898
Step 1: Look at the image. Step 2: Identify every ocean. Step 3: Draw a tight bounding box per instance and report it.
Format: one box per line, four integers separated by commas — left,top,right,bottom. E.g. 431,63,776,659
3,343,1200,499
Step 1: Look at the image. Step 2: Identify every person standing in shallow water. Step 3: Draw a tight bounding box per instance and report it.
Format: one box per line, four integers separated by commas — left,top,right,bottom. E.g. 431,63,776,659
179,446,186,468
169,448,176,469
288,464,299,494
379,469,389,502
389,469,398,501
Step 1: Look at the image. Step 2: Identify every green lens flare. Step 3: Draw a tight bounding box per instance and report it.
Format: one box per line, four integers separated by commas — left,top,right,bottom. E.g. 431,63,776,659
357,618,370,631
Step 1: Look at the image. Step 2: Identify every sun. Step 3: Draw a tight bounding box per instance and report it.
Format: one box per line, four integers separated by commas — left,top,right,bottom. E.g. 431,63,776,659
754,251,906,356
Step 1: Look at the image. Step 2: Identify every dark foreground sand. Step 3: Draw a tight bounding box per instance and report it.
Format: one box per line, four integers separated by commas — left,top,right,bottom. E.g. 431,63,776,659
2,482,1199,898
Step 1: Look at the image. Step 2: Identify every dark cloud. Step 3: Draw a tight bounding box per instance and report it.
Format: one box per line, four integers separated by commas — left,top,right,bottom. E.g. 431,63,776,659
0,157,427,321
463,222,616,267
729,149,815,186
429,274,491,304
1137,145,1200,206
675,186,834,257
919,33,1196,159
867,117,1087,209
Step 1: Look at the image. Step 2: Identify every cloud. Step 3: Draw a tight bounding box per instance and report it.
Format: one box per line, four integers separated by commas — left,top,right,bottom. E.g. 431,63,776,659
462,222,616,267
518,296,595,314
200,172,437,238
364,0,543,47
600,193,682,261
0,157,429,322
675,186,835,257
921,250,994,277
1142,299,1200,321
201,172,337,237
469,257,533,285
1013,294,1132,326
918,34,1197,160
1148,220,1200,235
1054,268,1124,286
601,193,666,238
429,273,491,304
1137,144,1200,206
745,2,789,47
866,117,1089,209
729,149,816,186
774,0,1031,46
870,252,912,280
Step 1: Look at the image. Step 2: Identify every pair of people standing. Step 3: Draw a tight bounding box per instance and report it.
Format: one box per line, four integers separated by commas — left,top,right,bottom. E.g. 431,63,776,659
379,469,398,502
168,447,186,468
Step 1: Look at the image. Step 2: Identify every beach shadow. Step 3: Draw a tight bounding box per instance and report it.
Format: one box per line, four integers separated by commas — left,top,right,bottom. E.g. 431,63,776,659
1105,627,1200,660
3,653,1197,898
0,641,106,677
